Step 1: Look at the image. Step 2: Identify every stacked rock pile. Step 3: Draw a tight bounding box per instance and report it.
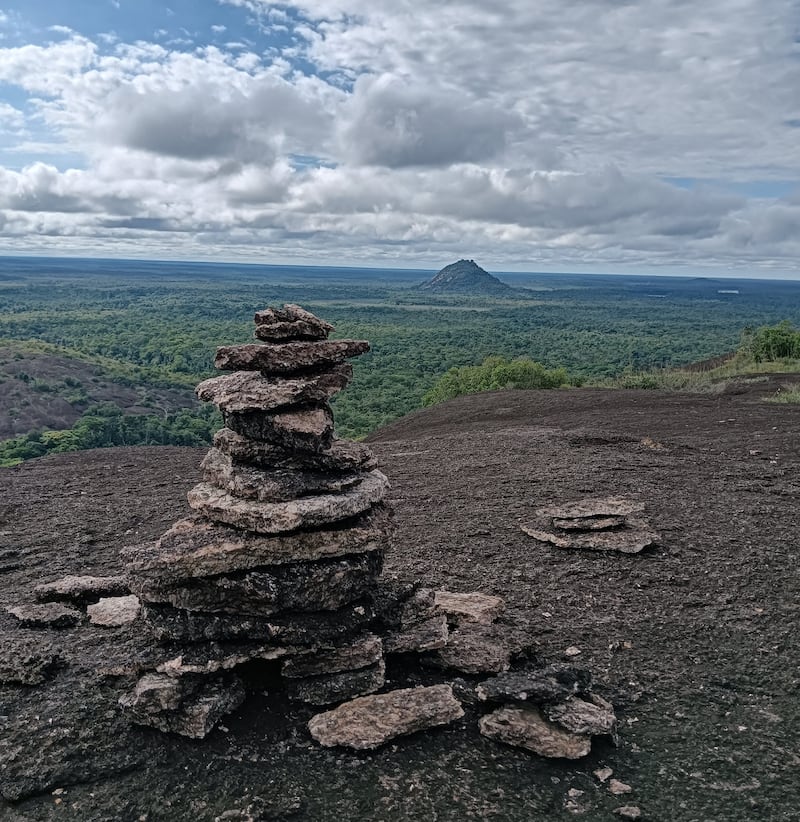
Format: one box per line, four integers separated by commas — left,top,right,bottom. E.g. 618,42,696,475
520,497,658,554
121,305,394,736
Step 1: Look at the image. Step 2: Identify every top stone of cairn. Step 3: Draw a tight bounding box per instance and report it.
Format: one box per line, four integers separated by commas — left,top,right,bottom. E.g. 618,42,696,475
254,303,334,342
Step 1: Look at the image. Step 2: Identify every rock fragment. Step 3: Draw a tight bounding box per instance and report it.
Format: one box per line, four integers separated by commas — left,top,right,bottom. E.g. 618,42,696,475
433,590,505,624
476,665,592,705
544,693,617,736
6,602,81,629
609,779,633,795
428,624,513,674
285,660,386,705
34,575,129,606
613,806,642,820
307,684,464,749
478,705,592,759
87,595,141,627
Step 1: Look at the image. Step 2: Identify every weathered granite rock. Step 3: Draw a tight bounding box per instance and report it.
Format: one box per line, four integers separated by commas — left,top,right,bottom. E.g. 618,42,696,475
520,526,658,554
34,574,129,606
201,448,364,502
120,673,245,738
187,470,389,534
544,693,617,736
223,405,335,451
87,595,141,627
384,614,449,653
0,637,60,685
285,660,385,705
428,624,513,674
377,585,449,653
478,705,592,759
282,634,383,678
143,600,375,644
214,339,370,373
196,365,351,414
476,665,592,705
536,498,646,519
156,643,294,677
213,428,377,473
6,602,82,629
552,515,627,531
253,304,334,341
434,591,505,625
308,684,464,750
122,507,391,582
133,552,383,615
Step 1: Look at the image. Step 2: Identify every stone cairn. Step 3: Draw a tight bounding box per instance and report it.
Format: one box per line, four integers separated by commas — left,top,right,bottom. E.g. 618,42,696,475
118,304,618,760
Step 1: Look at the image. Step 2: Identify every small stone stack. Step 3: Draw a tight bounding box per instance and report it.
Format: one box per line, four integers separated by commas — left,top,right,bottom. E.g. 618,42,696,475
122,305,393,736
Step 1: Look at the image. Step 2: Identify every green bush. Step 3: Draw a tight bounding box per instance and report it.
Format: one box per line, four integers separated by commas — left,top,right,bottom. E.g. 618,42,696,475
742,321,800,362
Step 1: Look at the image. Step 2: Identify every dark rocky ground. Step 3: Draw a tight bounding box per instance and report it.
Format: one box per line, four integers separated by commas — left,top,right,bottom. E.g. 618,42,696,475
0,378,798,821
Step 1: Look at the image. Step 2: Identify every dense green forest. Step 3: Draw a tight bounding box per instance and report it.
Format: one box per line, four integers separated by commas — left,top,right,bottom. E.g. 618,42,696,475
1,257,799,466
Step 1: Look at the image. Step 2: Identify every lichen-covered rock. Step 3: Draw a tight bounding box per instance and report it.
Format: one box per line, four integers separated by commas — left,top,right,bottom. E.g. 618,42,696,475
187,470,389,534
34,575,129,606
476,665,592,705
433,590,505,625
132,552,383,615
253,304,334,341
308,684,464,750
6,602,82,629
478,705,592,759
544,693,617,736
285,660,385,705
214,339,369,373
123,507,391,582
201,448,364,502
196,365,351,414
282,634,383,678
223,405,335,451
87,595,141,627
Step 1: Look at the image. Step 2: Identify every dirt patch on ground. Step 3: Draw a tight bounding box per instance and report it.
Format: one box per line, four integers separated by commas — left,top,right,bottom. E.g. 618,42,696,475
0,380,798,821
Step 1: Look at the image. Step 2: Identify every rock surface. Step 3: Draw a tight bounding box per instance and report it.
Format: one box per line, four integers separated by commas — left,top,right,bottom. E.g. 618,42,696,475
307,684,464,749
434,590,505,624
0,637,61,685
223,405,335,451
520,525,658,554
282,634,383,678
6,602,81,629
34,575,129,605
476,665,592,705
87,594,141,626
544,693,617,736
428,623,512,674
253,303,334,341
214,339,369,372
478,705,592,759
285,660,386,705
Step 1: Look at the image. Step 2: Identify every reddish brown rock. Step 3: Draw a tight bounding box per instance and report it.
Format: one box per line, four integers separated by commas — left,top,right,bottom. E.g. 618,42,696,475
214,339,369,373
479,705,592,759
307,684,464,750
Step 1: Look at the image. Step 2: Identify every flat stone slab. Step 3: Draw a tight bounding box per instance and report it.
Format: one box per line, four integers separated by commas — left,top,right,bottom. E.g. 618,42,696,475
285,660,386,705
428,624,513,674
187,470,389,534
434,591,505,624
156,643,294,677
544,693,617,736
479,705,592,759
535,497,646,519
213,428,377,473
214,339,370,373
308,684,464,750
87,595,141,627
476,665,592,705
377,585,449,653
122,507,391,582
552,515,627,531
196,365,351,414
6,602,82,629
520,526,658,554
201,448,364,502
253,304,334,341
133,551,383,615
282,634,383,678
34,575,129,606
224,406,334,451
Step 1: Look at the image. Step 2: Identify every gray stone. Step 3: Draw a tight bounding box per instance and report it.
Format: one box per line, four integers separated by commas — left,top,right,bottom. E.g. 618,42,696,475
609,779,633,796
6,602,81,629
34,575,129,606
476,665,593,705
213,428,377,473
282,634,383,678
428,624,513,674
478,705,592,759
520,525,658,554
142,600,375,644
187,470,389,534
133,552,383,615
196,365,351,414
122,507,391,582
552,515,627,531
223,405,335,451
87,595,141,627
201,448,364,502
433,590,505,625
535,498,646,519
376,585,449,653
544,693,617,736
285,660,385,705
120,674,245,739
383,614,449,654
0,637,60,685
214,339,370,373
613,806,642,820
253,304,334,340
308,684,464,750
156,643,294,677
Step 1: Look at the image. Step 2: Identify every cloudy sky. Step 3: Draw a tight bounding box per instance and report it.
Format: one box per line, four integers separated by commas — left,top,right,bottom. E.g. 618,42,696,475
0,0,799,275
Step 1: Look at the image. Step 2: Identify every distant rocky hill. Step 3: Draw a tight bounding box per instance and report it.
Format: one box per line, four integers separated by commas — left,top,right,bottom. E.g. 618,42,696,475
417,260,515,295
